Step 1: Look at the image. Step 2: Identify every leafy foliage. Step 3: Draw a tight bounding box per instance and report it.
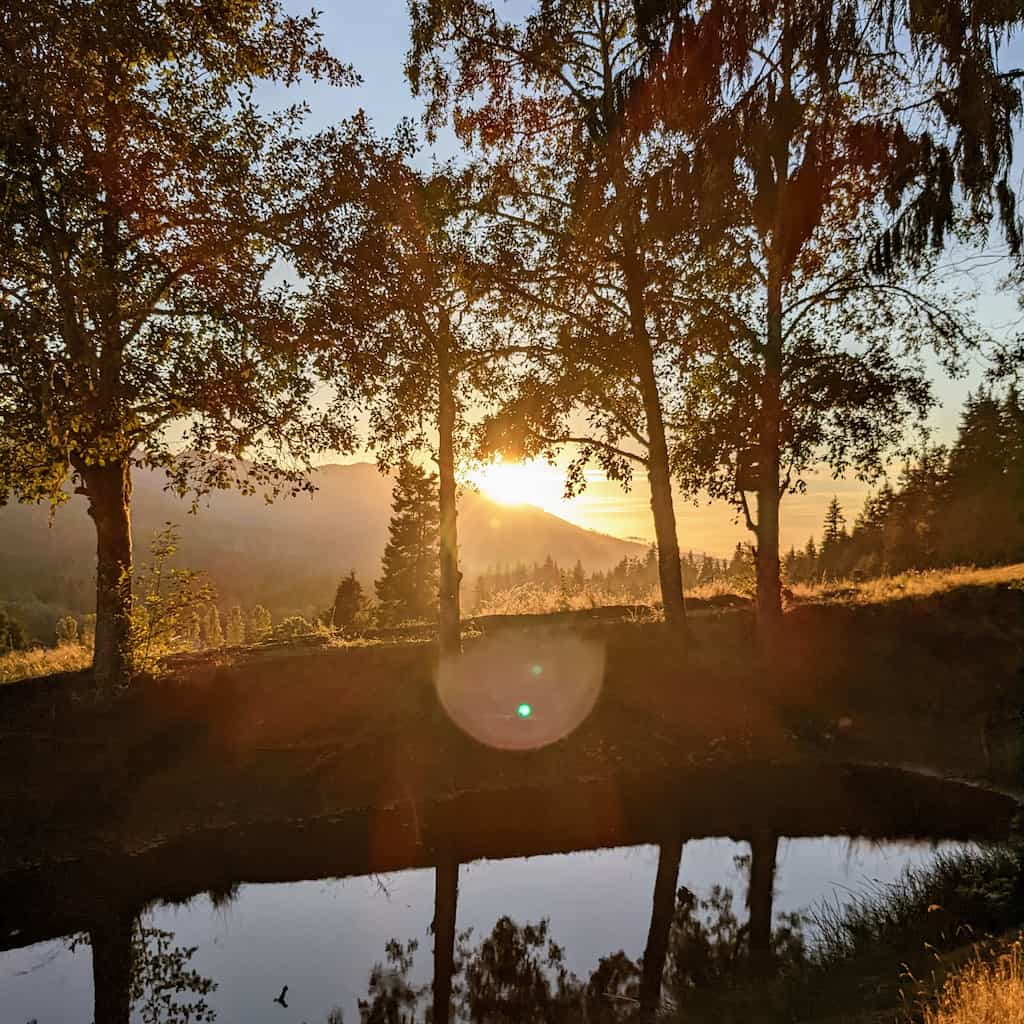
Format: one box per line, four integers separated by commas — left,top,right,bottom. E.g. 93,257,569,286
130,525,215,676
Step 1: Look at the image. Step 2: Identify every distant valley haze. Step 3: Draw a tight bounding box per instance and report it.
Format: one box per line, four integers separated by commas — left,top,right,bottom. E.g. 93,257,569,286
0,462,649,638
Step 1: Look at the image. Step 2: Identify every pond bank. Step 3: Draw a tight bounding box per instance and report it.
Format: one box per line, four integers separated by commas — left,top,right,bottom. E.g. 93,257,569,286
0,577,1021,874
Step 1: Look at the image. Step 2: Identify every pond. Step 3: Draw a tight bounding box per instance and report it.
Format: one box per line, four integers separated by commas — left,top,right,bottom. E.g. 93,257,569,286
1,759,1015,1023
0,835,977,1024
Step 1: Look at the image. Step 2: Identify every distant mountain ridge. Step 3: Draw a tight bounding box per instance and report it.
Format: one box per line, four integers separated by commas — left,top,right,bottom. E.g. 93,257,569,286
0,462,646,637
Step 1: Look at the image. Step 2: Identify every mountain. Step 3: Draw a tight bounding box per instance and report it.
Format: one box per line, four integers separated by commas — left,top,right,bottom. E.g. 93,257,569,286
0,463,646,638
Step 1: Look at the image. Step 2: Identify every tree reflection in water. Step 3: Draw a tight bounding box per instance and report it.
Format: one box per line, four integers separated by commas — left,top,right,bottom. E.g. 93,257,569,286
358,885,806,1022
72,919,217,1024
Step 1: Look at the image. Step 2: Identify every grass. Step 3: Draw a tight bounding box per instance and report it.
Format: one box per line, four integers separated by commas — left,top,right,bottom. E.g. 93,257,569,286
924,938,1024,1024
670,845,1024,1024
788,563,1024,606
809,846,1022,965
0,642,92,684
471,563,1024,616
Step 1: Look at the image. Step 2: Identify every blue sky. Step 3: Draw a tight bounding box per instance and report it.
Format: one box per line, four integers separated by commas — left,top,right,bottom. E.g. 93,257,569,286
260,2,1023,554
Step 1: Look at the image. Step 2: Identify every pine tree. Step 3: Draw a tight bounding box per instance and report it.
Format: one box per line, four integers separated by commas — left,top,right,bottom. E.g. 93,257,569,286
226,606,246,646
248,605,272,643
0,611,28,653
820,498,847,578
55,616,79,646
202,605,223,648
376,460,439,626
332,571,364,630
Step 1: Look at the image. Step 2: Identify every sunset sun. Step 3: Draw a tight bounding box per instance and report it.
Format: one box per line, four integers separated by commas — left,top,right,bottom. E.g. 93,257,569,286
467,458,566,510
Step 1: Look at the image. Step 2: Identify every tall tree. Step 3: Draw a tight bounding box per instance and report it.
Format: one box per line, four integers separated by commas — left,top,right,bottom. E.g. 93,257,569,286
630,0,991,636
308,156,520,654
376,460,440,627
0,1,361,684
407,0,746,627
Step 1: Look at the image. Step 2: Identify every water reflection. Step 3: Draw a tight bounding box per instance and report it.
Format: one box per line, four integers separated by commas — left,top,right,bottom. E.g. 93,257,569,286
75,919,216,1024
61,837,961,1024
359,837,804,1023
3,764,1016,1023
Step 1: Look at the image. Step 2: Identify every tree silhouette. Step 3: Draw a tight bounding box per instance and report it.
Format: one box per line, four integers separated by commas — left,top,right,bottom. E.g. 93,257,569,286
406,0,747,627
0,2,362,684
332,571,365,631
376,461,440,627
307,155,521,654
642,0,985,636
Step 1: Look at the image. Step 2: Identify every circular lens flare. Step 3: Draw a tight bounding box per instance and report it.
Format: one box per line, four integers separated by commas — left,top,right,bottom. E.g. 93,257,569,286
436,630,604,751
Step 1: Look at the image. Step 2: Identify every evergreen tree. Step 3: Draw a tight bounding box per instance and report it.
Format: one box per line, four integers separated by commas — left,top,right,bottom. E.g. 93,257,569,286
225,606,246,646
0,610,28,653
248,606,272,643
55,616,79,646
332,571,364,630
201,605,223,649
820,498,848,578
376,461,440,626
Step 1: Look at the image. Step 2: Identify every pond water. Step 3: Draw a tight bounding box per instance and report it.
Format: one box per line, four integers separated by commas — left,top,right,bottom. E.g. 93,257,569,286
0,834,975,1023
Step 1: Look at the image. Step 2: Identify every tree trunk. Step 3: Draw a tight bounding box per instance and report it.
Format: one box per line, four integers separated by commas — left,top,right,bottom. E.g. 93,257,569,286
639,832,684,1022
81,459,134,686
437,337,461,657
747,830,778,967
90,912,135,1024
756,268,784,641
432,858,459,1024
607,136,686,628
643,382,687,626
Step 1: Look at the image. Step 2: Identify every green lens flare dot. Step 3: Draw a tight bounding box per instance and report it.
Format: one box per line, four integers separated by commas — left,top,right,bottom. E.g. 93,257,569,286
517,703,533,719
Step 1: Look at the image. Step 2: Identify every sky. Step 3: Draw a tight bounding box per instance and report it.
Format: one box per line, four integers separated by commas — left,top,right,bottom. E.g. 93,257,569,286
260,1,1023,557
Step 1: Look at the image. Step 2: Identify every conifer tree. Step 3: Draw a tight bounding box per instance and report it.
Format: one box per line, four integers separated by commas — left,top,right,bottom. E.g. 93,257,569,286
332,571,365,630
248,606,273,644
201,606,223,649
226,607,246,647
376,461,440,626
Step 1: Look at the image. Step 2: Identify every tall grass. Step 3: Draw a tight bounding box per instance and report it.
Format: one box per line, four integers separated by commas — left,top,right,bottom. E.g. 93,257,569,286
924,938,1024,1023
471,563,1024,616
0,642,92,684
809,846,1020,965
789,563,1024,606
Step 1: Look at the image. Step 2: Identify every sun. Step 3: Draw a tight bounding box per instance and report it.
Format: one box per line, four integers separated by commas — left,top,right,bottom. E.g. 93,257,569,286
467,457,566,510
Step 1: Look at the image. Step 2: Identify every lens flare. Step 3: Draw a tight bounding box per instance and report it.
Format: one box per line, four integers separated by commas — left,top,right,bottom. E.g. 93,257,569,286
436,630,604,751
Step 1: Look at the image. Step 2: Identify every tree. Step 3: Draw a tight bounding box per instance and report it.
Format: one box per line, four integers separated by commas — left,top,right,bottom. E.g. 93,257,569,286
0,2,361,684
225,606,246,647
635,0,986,636
200,605,223,650
248,605,273,644
55,615,79,646
308,155,520,654
130,525,215,674
0,610,28,654
819,497,848,578
376,460,440,627
407,0,745,627
332,571,364,630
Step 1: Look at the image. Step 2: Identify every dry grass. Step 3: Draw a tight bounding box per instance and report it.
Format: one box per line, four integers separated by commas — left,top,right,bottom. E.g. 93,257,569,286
473,564,1024,616
789,564,1024,606
924,939,1024,1024
0,643,92,684
473,581,662,616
